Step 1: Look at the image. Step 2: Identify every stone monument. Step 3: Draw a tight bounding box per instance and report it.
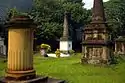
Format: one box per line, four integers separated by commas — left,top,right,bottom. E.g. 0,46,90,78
5,16,36,81
0,16,65,83
60,12,72,53
81,0,113,64
0,37,6,56
114,36,125,55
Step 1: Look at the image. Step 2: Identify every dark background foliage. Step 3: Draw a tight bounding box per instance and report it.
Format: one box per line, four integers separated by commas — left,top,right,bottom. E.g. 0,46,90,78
0,0,125,52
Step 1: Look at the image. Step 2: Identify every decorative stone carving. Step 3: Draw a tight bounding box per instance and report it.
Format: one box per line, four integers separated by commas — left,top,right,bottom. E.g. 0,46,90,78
115,36,125,55
81,0,112,65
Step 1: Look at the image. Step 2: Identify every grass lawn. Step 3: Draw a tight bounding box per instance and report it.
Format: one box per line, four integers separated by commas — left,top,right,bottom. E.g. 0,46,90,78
0,53,125,83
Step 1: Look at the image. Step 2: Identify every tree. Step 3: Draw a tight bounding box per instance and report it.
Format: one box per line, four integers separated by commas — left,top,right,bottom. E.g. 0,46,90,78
31,0,90,41
104,0,125,38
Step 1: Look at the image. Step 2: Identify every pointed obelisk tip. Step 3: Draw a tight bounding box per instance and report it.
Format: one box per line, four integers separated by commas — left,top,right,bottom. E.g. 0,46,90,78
60,11,71,41
92,0,106,23
64,11,69,16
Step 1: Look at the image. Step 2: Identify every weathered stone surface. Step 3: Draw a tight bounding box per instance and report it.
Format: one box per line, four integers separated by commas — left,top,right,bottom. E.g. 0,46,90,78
60,12,70,41
82,0,113,64
60,12,72,52
47,78,65,83
115,36,125,55
0,76,66,83
0,76,47,83
92,0,106,23
5,16,36,80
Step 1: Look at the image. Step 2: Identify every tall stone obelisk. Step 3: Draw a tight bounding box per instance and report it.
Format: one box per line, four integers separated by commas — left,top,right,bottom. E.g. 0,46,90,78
60,12,72,52
81,0,113,64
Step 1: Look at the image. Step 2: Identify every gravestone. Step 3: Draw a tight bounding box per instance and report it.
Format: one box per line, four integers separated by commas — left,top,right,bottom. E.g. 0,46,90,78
60,12,72,53
0,36,6,56
81,0,113,64
115,36,125,55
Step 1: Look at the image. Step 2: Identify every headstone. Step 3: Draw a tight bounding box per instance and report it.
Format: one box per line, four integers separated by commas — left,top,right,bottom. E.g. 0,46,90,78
81,0,113,64
0,36,6,56
115,36,125,55
60,12,72,53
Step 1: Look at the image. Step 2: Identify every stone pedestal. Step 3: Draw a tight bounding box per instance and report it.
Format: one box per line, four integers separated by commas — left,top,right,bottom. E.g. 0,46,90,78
81,0,113,65
5,16,36,81
114,36,125,55
40,48,48,57
60,41,72,51
0,37,6,56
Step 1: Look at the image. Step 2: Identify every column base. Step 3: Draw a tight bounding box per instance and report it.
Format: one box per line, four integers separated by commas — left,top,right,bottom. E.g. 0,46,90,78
0,76,66,83
81,58,110,65
81,58,88,64
5,69,36,81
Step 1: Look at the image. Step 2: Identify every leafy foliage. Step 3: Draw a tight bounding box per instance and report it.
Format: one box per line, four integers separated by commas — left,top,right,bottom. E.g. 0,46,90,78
40,43,51,52
7,7,28,18
104,0,125,38
31,0,90,41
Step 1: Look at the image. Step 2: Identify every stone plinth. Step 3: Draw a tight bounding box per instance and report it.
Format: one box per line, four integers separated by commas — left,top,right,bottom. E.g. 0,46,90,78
5,16,36,81
0,37,6,56
115,36,125,55
60,41,72,51
81,0,113,65
0,76,66,83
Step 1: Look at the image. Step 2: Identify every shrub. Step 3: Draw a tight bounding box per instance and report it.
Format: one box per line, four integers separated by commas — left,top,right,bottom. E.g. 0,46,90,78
60,50,75,55
69,50,75,54
55,49,61,58
40,43,51,52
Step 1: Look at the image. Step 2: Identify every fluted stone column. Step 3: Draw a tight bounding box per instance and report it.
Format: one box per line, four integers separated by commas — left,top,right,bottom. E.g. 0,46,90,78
6,16,36,80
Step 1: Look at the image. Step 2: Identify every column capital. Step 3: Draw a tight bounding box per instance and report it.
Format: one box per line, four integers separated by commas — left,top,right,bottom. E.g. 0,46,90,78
6,15,36,29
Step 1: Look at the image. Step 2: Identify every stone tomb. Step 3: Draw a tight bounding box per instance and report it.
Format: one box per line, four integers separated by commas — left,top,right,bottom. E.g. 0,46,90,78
60,12,72,53
0,36,6,56
81,0,113,64
0,16,65,83
115,36,125,55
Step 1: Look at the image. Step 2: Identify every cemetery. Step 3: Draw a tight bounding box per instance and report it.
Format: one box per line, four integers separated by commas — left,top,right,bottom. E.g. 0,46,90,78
0,0,125,83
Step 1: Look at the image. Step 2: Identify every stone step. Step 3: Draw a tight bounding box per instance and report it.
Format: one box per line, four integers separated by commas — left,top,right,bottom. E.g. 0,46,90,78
46,78,66,83
25,76,48,83
0,76,66,83
0,76,48,83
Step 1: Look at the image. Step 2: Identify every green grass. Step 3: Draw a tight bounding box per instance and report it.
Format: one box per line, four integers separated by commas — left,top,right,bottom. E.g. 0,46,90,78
0,58,6,76
0,53,125,83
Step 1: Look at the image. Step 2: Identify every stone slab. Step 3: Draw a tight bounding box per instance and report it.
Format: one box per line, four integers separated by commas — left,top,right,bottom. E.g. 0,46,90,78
0,76,66,83
47,78,66,83
0,76,48,83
